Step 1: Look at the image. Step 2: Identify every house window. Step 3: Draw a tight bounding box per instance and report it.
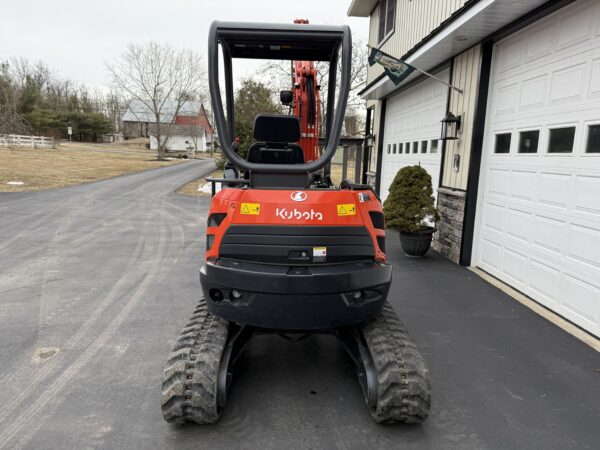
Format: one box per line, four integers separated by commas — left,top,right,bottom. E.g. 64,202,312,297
430,139,439,154
392,143,397,154
586,125,600,153
398,143,403,154
387,144,391,154
377,0,396,43
518,130,539,154
412,141,418,153
405,142,410,154
548,127,575,153
494,133,511,154
421,140,428,153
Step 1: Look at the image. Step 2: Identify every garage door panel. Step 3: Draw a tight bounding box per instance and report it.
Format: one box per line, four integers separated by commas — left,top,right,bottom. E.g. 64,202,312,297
381,69,448,202
574,174,600,215
476,0,600,336
568,224,600,268
562,275,599,323
520,74,548,110
510,170,537,201
550,64,586,104
503,248,529,285
538,172,571,208
479,240,503,271
498,39,525,73
533,214,566,255
506,208,532,243
557,7,594,50
530,259,561,305
495,83,519,116
590,58,600,97
487,168,510,196
525,25,555,63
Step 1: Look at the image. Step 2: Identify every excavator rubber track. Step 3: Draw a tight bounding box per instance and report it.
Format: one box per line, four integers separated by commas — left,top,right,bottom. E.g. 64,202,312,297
161,299,229,424
361,302,431,424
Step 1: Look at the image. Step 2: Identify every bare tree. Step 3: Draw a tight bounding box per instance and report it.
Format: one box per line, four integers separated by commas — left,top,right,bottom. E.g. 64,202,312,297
106,42,206,160
262,38,369,136
101,90,126,133
0,61,32,135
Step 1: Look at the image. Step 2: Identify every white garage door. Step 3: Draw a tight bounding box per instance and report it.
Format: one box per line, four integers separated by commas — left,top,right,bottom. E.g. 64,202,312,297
475,0,600,337
380,68,449,202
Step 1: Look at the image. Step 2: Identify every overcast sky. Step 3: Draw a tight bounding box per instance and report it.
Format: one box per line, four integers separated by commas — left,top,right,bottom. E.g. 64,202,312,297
1,0,369,91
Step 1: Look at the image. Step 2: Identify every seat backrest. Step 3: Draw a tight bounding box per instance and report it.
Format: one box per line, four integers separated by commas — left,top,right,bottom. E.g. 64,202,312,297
247,114,304,165
253,114,301,143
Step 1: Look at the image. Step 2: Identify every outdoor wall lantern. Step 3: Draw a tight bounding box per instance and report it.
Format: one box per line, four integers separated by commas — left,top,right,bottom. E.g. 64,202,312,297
440,112,461,141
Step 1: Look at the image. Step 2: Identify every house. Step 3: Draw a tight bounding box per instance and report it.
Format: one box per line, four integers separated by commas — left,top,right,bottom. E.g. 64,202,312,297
349,0,600,337
121,100,214,152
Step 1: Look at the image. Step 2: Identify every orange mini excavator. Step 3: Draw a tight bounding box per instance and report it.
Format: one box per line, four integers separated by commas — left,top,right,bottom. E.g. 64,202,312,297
161,21,431,425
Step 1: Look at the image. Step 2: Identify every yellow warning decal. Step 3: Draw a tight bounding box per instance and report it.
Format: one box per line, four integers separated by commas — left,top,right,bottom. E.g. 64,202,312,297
337,204,356,216
240,203,260,215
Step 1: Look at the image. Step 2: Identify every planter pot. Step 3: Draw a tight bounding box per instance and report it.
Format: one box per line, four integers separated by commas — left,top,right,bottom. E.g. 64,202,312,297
399,227,434,257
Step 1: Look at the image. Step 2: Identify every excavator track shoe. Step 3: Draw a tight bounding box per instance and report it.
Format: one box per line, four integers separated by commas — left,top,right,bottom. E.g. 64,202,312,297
161,298,229,424
362,302,431,424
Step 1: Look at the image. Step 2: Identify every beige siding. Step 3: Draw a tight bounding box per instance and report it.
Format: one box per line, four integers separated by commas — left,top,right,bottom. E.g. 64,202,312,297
367,0,469,84
441,44,482,190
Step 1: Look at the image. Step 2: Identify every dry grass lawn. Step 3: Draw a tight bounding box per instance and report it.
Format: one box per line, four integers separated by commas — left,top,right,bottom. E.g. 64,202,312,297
0,140,185,192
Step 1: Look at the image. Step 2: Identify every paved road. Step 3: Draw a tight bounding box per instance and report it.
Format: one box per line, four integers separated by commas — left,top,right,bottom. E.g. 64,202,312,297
0,161,599,449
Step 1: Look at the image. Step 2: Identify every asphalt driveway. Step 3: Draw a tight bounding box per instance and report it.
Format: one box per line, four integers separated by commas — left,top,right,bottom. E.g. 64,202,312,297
0,160,598,449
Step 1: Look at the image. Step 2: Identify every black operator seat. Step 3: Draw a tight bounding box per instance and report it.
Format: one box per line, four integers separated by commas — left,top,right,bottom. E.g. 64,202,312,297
247,114,305,164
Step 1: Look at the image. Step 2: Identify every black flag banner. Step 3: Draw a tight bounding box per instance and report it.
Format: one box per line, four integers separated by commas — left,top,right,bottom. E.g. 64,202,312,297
368,46,415,85
367,46,463,94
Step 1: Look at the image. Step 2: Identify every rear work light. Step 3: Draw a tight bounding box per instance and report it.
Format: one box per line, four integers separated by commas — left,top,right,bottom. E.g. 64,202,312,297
206,234,215,251
208,213,227,227
369,211,385,230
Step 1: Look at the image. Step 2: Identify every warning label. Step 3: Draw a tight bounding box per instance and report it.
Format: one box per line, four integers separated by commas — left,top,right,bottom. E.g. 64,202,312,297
313,246,327,263
240,203,260,215
336,204,356,216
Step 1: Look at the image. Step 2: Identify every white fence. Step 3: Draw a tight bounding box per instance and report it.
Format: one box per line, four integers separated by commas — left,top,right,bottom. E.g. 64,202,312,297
0,134,54,148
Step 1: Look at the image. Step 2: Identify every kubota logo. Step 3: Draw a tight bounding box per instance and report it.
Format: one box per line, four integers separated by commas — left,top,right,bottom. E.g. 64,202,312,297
290,191,307,202
276,208,323,221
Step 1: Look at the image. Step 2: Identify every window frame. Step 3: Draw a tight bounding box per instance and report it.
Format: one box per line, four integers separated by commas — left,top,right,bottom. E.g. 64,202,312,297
493,131,512,155
516,128,541,155
376,0,396,45
545,124,577,156
430,139,439,154
583,121,600,155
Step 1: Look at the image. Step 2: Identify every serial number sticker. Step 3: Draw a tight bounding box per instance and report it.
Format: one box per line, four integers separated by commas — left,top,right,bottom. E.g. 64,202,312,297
336,204,356,216
240,203,260,215
313,246,327,262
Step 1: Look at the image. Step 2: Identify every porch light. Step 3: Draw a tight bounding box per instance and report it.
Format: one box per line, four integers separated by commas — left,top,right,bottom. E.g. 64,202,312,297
440,112,461,141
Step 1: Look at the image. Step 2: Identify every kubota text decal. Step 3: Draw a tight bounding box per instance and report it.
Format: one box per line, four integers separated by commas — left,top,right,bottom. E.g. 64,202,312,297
275,208,323,221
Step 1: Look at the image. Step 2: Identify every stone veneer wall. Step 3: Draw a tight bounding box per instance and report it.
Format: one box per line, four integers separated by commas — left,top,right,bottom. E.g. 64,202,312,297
433,187,466,264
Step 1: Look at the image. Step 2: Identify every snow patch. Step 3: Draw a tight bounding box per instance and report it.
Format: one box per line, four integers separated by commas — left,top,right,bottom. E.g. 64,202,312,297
198,182,222,194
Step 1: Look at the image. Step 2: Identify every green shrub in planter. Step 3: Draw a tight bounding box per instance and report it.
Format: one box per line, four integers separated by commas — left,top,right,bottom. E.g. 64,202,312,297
383,165,439,256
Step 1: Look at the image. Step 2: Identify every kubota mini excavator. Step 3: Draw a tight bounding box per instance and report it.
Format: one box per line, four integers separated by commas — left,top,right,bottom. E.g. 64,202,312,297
161,21,431,425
